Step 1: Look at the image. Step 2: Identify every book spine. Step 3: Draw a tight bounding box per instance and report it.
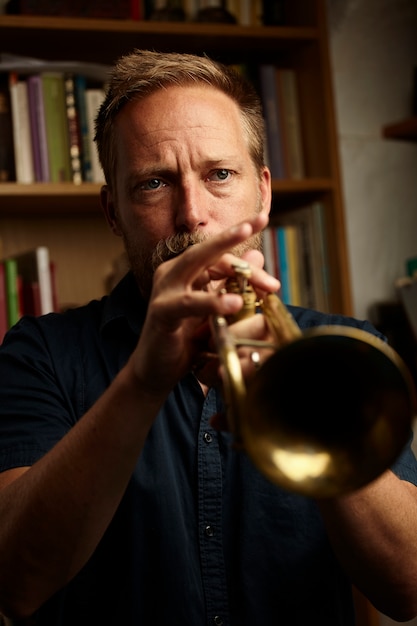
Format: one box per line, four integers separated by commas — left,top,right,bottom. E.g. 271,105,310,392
74,74,93,183
0,263,8,342
26,74,43,182
49,260,59,313
4,258,21,328
274,205,320,310
294,214,315,310
262,226,280,281
22,280,42,317
36,247,54,314
276,226,291,304
312,202,330,312
130,0,142,19
41,72,72,183
27,74,50,182
0,74,16,182
285,224,302,306
259,65,286,179
64,74,83,185
8,72,35,184
276,68,305,180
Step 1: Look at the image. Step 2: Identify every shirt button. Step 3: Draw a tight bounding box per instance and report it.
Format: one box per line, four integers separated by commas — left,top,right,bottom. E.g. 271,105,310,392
213,617,223,625
205,525,214,537
203,432,213,443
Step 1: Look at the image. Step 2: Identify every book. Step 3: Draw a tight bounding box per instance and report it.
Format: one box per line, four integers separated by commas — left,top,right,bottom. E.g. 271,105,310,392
262,226,279,280
312,202,330,312
0,263,8,342
13,247,55,316
276,68,305,180
276,226,291,304
284,224,302,306
73,74,93,182
64,73,83,185
259,64,286,179
8,72,34,183
0,73,16,182
27,73,50,182
85,88,106,183
26,74,43,182
3,258,21,328
41,72,72,183
49,260,59,313
274,205,324,311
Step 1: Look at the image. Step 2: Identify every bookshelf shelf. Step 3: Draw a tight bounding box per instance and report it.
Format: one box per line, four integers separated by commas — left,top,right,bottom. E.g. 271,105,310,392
0,15,319,64
0,0,353,317
0,178,335,216
0,183,102,215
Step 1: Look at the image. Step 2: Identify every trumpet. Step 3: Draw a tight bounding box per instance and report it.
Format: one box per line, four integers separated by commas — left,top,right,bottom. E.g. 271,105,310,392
211,262,416,498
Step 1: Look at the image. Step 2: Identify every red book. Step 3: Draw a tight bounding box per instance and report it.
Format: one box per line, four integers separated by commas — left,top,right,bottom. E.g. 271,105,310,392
0,263,8,342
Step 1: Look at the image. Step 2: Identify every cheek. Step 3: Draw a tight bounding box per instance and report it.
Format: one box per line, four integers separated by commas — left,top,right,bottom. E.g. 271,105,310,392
118,208,173,252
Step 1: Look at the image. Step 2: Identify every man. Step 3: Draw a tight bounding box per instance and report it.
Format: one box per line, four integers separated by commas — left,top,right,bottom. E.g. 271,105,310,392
0,49,416,625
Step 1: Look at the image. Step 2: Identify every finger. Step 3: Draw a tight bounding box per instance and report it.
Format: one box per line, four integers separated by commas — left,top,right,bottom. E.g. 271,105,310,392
241,248,264,269
207,253,280,294
161,215,268,288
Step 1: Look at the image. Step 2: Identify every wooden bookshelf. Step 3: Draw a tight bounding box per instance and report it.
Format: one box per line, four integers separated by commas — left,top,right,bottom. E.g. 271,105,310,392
0,0,352,314
0,4,384,624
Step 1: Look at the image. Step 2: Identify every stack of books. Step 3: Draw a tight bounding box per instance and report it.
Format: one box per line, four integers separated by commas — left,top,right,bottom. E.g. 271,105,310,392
259,64,305,181
0,246,58,343
263,202,330,312
0,55,110,185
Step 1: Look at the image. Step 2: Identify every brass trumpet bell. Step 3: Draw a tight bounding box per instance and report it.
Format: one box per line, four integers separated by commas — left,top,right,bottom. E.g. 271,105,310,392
212,264,416,498
242,325,415,498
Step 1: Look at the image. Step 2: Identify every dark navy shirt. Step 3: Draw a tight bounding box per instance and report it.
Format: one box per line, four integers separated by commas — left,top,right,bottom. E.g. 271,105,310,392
0,272,416,626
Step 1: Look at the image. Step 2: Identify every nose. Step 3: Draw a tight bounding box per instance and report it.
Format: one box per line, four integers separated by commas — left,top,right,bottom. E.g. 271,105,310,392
175,181,209,232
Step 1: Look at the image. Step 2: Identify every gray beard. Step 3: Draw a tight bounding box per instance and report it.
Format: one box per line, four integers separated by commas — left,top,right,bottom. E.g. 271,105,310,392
123,229,262,300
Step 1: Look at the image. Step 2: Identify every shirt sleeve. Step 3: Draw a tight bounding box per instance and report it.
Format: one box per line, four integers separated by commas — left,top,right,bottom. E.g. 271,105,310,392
391,436,417,485
0,315,78,472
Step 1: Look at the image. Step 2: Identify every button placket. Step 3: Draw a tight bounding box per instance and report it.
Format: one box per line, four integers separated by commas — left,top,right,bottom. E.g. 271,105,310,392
197,389,230,626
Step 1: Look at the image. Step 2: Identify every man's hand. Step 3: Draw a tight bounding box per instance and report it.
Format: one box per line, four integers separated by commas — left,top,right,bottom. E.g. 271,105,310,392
129,214,280,400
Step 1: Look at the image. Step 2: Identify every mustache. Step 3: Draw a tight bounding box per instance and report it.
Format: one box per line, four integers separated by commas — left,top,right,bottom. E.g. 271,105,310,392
151,231,209,271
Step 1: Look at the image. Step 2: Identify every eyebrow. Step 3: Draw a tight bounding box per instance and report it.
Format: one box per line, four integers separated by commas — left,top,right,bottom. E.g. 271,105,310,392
127,158,240,182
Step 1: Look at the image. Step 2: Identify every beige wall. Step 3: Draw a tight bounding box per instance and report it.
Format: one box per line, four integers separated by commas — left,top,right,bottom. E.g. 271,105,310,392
327,0,417,322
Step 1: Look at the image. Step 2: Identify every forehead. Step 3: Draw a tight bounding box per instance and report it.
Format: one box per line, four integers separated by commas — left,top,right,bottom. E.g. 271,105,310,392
116,84,246,143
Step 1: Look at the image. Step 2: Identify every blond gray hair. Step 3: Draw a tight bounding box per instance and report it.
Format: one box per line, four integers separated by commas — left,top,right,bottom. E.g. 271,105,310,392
95,49,266,191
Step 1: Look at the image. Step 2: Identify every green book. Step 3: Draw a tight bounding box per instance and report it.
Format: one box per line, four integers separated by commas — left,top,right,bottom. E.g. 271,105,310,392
4,258,20,328
41,72,72,182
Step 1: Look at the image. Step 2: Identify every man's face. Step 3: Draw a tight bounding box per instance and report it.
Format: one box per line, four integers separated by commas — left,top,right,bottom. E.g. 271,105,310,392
102,84,271,297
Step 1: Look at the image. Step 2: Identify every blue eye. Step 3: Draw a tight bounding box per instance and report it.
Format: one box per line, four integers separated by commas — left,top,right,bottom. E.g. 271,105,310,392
143,178,163,190
209,169,232,182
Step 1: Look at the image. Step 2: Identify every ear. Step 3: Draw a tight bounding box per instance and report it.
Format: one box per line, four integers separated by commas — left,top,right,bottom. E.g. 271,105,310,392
259,166,272,218
100,185,123,237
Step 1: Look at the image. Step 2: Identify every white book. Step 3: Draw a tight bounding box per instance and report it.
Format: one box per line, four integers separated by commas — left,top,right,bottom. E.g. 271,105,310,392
9,73,35,184
262,227,278,279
